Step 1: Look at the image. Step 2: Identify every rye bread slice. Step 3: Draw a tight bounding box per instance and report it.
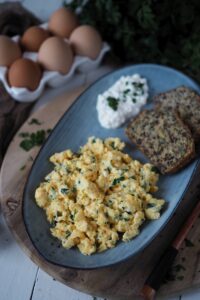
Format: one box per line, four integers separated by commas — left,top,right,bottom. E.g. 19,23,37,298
154,86,200,140
126,109,195,174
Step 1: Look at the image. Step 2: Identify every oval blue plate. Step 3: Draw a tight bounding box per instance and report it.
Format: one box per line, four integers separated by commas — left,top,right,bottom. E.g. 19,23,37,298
23,64,200,269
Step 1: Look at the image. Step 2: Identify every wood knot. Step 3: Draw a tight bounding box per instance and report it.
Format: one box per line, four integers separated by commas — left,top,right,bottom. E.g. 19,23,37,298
5,197,20,216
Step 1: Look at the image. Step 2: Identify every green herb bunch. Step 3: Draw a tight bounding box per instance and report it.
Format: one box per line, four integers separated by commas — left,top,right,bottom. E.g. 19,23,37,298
66,0,200,81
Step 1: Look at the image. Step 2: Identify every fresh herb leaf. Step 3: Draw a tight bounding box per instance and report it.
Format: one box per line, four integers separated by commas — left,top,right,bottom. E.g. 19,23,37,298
132,98,137,103
107,96,119,111
20,165,26,171
20,139,34,151
28,118,42,125
19,130,49,151
19,132,29,138
112,176,125,186
106,167,111,173
66,1,200,84
151,166,160,174
60,188,69,195
146,203,156,208
92,138,96,143
66,230,71,238
49,187,56,200
174,264,186,272
51,218,57,228
47,129,52,134
110,141,116,149
124,89,130,95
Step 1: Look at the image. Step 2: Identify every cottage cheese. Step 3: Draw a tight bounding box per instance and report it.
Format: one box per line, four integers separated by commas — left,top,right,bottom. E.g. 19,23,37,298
96,74,148,128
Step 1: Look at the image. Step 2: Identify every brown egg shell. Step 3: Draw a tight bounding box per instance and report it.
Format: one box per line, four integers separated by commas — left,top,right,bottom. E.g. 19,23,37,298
48,7,78,38
21,26,50,52
69,25,103,60
0,35,22,67
38,36,74,74
8,58,42,91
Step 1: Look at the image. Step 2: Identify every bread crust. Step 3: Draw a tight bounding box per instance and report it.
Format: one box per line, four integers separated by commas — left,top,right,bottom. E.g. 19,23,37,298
153,86,200,139
126,109,196,174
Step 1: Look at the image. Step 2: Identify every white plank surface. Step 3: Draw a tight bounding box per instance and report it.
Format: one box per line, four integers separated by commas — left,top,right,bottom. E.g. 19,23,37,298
31,269,103,300
0,214,38,300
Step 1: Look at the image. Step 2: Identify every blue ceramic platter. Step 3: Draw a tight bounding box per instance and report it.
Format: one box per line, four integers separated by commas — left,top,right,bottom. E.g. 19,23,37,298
23,64,200,269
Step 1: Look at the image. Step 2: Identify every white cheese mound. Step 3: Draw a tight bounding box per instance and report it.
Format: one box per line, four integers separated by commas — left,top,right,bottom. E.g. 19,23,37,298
96,74,149,128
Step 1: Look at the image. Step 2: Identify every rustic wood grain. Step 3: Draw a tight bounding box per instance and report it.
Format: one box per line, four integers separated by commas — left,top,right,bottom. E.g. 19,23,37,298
0,86,200,300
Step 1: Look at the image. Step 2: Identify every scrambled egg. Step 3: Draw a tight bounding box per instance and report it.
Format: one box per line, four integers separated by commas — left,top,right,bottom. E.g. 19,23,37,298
35,137,165,255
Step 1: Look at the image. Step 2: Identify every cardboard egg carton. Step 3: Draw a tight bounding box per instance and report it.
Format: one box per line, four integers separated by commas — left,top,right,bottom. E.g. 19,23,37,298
0,23,110,102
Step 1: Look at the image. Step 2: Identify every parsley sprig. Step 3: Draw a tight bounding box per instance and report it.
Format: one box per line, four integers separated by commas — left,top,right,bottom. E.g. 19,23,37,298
66,1,200,82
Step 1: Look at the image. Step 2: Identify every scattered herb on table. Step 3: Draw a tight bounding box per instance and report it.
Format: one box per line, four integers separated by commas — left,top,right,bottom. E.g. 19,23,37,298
174,264,186,272
28,118,42,125
20,165,26,171
18,132,29,138
19,129,50,151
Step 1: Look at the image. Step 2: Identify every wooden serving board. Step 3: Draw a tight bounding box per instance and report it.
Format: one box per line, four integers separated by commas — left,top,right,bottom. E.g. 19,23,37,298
0,86,200,300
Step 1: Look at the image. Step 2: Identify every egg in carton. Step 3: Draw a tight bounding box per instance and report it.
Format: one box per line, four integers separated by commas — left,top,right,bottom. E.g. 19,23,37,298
0,8,110,102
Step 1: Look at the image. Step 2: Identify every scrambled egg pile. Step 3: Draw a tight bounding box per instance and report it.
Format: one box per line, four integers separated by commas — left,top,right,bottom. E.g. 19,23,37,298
35,137,165,255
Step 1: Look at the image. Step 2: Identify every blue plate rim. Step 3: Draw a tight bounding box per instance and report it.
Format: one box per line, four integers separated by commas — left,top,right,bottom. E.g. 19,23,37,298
22,63,200,270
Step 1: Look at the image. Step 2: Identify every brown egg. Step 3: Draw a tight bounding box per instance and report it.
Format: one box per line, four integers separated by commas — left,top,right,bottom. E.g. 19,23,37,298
8,58,42,91
69,25,102,60
0,35,21,67
48,7,78,38
38,36,74,74
21,26,50,52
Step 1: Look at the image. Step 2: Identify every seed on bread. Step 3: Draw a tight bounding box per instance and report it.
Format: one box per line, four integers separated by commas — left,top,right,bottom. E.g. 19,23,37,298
154,86,200,140
126,109,195,174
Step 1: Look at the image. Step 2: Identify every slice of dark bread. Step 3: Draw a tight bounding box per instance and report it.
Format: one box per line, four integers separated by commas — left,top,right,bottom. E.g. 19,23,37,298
154,86,200,140
126,109,195,174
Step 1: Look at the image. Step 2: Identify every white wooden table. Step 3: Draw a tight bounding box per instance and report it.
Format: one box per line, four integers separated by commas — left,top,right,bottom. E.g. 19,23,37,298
0,1,200,299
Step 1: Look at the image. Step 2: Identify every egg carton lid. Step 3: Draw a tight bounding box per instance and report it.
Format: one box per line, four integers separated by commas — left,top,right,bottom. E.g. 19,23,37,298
1,23,110,102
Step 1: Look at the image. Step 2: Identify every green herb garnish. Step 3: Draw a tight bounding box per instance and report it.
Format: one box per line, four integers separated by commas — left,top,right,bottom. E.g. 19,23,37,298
66,1,200,84
112,176,125,186
20,165,26,171
106,167,111,173
107,96,119,111
110,141,116,149
174,264,186,272
60,188,69,195
66,230,71,238
28,118,42,125
146,203,156,208
51,218,57,228
19,129,49,151
19,132,29,138
124,89,130,95
151,166,160,174
49,187,56,200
